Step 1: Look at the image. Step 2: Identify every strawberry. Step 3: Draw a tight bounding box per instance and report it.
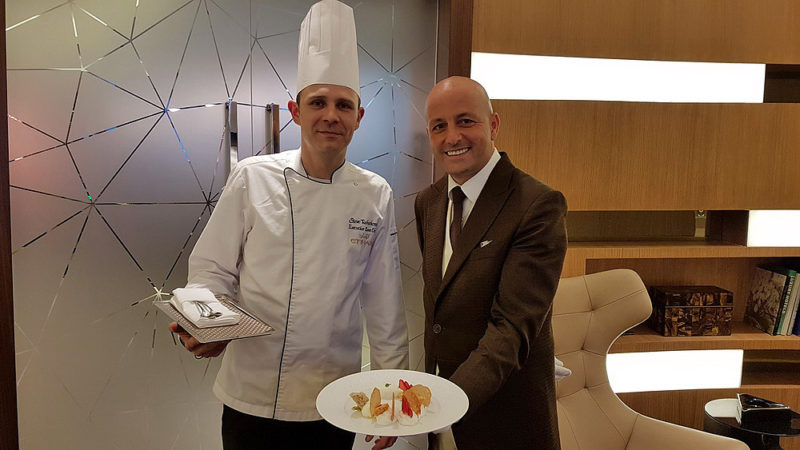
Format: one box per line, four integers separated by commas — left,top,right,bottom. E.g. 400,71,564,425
399,379,414,416
401,394,413,417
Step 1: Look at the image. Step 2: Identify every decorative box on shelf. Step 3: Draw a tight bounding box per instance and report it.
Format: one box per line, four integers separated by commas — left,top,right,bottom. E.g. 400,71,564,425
648,286,734,336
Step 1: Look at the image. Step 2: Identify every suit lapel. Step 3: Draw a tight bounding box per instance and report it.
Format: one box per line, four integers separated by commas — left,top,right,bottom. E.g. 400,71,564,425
424,178,448,297
438,155,515,300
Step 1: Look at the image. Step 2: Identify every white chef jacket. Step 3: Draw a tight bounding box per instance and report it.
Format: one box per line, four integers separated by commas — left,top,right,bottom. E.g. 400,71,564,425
186,149,409,421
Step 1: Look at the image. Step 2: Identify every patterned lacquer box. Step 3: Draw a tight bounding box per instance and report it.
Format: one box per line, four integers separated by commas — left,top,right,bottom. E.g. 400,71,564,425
648,286,734,336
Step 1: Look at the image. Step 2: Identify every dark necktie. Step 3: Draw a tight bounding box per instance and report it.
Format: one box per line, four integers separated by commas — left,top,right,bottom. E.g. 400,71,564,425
450,187,466,249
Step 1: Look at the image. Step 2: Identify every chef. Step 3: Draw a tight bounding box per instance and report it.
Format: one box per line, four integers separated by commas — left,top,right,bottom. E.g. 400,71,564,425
168,1,409,448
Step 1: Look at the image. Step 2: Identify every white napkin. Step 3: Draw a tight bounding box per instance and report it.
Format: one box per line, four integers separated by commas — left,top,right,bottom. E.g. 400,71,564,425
555,357,572,380
171,288,241,328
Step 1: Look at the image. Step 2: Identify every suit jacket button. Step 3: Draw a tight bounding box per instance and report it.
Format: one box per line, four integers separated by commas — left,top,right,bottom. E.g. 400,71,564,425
432,323,442,334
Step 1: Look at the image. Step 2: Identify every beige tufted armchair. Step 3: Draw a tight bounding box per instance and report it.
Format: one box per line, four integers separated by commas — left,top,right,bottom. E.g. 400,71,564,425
552,269,748,450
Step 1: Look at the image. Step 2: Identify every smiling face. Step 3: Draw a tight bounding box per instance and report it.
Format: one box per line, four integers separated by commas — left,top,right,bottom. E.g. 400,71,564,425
288,83,364,162
425,77,499,185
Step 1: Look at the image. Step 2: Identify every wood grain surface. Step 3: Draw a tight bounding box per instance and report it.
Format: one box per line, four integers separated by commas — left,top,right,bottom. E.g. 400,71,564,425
494,100,800,211
610,322,800,353
473,0,800,64
619,388,800,450
467,0,800,443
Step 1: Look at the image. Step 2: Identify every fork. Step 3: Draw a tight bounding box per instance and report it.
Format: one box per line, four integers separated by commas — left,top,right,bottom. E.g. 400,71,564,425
192,301,223,319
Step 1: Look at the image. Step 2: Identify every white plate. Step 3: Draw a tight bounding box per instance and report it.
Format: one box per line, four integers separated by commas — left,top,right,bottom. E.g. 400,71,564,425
316,369,468,436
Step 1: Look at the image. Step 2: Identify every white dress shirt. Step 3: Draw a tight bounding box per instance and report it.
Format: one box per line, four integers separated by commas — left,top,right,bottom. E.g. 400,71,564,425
442,149,501,276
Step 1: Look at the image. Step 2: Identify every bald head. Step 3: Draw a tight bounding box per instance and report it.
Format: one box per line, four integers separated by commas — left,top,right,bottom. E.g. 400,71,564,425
425,76,500,184
426,76,494,117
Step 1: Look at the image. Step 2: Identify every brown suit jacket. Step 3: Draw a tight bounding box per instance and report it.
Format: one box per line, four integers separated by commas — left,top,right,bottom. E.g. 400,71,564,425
414,153,567,450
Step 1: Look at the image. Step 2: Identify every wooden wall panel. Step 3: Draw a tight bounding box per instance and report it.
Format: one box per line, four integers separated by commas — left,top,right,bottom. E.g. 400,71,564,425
618,388,800,450
437,0,473,79
494,100,800,211
470,1,800,443
567,211,697,242
585,257,788,322
473,0,800,64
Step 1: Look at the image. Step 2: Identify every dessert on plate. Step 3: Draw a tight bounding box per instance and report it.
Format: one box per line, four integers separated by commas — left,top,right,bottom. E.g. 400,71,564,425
349,379,432,426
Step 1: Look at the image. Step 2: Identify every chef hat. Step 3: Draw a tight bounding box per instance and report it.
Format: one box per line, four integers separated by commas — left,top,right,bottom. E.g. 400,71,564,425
297,0,360,97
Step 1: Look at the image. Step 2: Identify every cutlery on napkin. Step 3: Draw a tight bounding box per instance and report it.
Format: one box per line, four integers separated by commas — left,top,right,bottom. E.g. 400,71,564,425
170,288,241,328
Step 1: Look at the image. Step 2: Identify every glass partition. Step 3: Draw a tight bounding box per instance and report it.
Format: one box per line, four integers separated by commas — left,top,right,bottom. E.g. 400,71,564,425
7,1,436,448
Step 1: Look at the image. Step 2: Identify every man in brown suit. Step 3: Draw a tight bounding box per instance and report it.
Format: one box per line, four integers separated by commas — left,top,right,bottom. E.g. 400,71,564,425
415,76,567,449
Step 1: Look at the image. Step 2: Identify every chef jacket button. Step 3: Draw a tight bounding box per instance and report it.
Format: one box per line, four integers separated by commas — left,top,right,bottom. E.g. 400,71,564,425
432,323,442,334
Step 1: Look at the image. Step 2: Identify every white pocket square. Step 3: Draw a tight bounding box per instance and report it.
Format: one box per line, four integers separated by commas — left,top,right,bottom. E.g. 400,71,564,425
480,240,493,248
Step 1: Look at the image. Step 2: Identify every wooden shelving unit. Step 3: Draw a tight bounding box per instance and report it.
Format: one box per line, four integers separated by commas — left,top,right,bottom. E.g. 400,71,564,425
743,370,800,387
610,322,800,353
569,241,800,256
571,242,800,449
613,323,800,449
466,1,800,447
564,242,800,278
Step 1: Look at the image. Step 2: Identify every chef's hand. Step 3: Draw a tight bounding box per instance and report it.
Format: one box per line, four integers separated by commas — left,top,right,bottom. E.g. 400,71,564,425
169,322,229,358
364,435,397,449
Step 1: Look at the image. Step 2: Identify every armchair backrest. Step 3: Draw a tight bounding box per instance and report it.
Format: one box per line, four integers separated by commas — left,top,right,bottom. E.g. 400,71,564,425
552,269,652,450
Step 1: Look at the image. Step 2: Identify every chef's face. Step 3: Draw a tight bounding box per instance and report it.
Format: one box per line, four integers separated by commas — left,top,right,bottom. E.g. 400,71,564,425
426,77,499,185
289,84,364,158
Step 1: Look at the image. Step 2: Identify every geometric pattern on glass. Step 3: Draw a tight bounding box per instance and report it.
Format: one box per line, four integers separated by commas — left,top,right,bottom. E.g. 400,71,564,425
7,1,436,448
